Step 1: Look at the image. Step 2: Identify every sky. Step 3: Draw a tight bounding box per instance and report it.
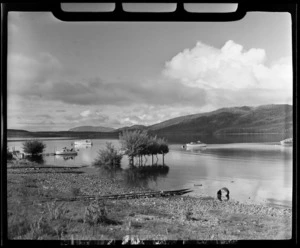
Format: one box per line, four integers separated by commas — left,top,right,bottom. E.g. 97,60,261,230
7,9,293,131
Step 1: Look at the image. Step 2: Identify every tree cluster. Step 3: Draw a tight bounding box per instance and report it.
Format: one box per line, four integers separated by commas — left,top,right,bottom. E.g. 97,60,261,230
22,140,46,155
119,130,169,166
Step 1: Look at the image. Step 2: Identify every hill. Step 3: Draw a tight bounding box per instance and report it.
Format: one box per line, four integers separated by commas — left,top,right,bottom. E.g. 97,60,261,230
68,126,115,132
7,104,293,139
7,130,119,139
117,125,147,132
147,104,292,135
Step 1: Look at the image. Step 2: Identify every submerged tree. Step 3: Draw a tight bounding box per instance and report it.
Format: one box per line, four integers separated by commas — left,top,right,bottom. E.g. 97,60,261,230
157,138,169,165
119,130,169,166
119,130,149,166
148,135,159,165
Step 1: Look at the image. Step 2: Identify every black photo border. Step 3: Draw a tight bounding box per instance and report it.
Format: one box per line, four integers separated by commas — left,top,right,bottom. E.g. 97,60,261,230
1,1,298,246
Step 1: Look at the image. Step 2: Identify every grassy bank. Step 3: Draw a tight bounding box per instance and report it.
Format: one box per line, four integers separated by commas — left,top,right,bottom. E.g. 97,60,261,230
7,160,292,241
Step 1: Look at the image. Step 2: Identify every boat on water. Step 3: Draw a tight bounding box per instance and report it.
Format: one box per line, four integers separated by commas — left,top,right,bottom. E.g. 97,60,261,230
280,138,293,146
73,139,93,146
55,147,78,155
185,140,207,149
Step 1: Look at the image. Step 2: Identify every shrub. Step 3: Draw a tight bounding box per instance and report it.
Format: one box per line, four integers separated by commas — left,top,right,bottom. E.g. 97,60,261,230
22,140,46,155
83,199,108,225
28,216,57,239
7,146,13,160
93,142,123,169
46,201,69,220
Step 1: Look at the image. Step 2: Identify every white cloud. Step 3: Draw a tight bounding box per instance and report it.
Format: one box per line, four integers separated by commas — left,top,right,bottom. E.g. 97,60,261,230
162,40,292,111
253,56,292,89
80,110,91,117
163,40,292,91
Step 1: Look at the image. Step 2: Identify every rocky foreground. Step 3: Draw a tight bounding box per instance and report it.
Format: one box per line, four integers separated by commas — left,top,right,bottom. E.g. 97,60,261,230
7,161,292,242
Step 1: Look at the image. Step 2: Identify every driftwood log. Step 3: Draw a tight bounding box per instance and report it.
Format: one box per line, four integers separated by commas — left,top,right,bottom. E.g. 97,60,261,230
40,188,193,202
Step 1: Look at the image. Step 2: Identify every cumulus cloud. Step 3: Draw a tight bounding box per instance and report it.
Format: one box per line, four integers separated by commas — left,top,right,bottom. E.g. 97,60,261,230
163,40,292,91
162,40,292,110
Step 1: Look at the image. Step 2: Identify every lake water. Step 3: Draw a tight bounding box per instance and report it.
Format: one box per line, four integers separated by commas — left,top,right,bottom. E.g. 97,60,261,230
7,135,293,208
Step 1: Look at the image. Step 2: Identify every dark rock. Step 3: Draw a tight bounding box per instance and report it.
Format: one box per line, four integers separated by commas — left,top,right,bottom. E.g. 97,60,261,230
217,187,230,201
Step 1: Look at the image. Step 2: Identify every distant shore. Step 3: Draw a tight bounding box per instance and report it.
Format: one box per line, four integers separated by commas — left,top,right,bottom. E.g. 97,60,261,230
7,132,292,145
7,137,80,142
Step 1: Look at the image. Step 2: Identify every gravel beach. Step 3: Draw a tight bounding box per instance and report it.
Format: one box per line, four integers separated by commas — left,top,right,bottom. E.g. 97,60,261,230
7,160,292,241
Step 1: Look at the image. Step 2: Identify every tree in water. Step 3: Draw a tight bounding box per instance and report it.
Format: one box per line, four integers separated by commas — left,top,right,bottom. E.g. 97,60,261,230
119,130,169,166
148,135,159,165
157,138,169,165
119,130,149,166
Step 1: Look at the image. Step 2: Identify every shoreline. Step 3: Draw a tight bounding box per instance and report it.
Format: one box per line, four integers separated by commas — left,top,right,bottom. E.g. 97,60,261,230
7,160,292,240
7,159,292,209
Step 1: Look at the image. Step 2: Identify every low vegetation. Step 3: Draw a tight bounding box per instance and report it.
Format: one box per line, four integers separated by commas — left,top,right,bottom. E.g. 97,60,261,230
83,199,111,225
22,140,46,155
119,130,169,166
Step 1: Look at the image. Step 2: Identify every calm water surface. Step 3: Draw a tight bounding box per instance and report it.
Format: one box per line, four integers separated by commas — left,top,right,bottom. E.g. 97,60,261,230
8,135,292,208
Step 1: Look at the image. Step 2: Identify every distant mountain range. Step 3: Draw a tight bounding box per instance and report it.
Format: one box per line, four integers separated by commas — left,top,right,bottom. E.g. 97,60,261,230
7,104,293,137
68,126,115,132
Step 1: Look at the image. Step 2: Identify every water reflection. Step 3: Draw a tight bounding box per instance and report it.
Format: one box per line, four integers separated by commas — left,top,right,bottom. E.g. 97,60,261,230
185,147,207,152
201,145,292,161
97,166,123,180
25,155,45,164
123,165,169,188
55,155,77,161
